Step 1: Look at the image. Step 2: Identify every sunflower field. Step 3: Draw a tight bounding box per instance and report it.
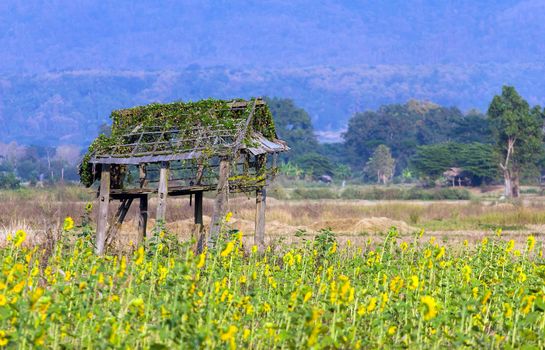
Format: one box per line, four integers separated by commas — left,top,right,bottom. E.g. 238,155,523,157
1,216,545,349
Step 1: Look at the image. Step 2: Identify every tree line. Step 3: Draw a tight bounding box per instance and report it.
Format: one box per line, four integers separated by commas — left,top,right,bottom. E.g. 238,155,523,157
0,143,81,188
269,86,545,198
2,87,541,199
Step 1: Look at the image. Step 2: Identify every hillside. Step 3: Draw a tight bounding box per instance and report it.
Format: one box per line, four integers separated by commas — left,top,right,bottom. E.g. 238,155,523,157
3,64,545,146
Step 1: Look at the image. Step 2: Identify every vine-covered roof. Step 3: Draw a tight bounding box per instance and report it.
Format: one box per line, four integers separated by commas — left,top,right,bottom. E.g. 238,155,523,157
79,98,288,186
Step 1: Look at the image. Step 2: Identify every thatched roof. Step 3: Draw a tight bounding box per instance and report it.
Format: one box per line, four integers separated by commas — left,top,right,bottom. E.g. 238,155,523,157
79,98,288,186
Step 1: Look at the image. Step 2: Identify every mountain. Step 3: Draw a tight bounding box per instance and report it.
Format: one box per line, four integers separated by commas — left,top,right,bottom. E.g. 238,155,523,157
2,1,545,145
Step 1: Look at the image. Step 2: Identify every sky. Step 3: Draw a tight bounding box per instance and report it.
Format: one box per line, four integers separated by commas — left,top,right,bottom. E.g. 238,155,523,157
2,0,544,72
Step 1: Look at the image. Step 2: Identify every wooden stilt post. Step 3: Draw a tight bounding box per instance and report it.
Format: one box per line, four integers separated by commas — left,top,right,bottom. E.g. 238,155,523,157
194,191,205,253
156,161,169,222
137,163,148,244
209,157,230,248
138,194,148,244
255,187,266,252
106,197,133,246
254,154,267,252
96,164,111,255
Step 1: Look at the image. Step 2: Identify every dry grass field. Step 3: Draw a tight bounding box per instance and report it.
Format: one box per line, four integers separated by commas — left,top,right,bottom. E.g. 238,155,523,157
2,185,545,250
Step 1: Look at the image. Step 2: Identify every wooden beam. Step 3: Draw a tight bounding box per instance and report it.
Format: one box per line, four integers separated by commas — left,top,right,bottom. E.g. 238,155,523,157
96,164,111,255
138,195,148,244
209,157,230,248
255,187,266,252
194,191,205,253
156,161,169,222
194,191,203,225
106,198,133,246
254,154,267,252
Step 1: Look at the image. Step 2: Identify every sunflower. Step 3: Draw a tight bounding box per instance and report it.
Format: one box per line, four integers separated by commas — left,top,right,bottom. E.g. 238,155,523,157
63,216,75,231
421,296,438,321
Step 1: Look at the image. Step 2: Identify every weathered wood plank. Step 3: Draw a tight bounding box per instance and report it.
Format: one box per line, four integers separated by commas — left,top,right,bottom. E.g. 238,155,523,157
138,195,148,244
194,191,203,225
106,198,133,246
255,187,266,252
194,191,205,253
96,164,111,255
156,161,169,222
209,158,230,248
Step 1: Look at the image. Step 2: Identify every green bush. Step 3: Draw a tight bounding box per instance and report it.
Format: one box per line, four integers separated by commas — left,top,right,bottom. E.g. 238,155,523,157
291,187,338,200
340,186,401,200
339,186,471,200
268,185,289,200
0,172,20,189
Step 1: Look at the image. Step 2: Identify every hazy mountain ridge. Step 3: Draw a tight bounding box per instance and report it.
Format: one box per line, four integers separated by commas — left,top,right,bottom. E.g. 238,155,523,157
3,63,545,146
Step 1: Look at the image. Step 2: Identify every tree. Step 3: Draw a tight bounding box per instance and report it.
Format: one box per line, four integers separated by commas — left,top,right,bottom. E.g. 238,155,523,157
411,142,497,185
488,86,544,198
411,143,455,181
264,97,319,162
278,161,304,179
365,145,395,184
343,101,465,173
449,110,492,144
333,164,352,180
295,153,334,177
0,172,20,189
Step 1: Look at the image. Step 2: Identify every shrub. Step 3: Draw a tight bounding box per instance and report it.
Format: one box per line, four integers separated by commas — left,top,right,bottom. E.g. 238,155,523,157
291,187,338,200
340,186,471,200
0,172,20,189
268,185,289,200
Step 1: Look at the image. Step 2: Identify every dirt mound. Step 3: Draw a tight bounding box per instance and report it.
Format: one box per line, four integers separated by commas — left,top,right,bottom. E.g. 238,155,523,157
117,215,414,244
119,215,307,239
352,217,416,234
310,217,416,234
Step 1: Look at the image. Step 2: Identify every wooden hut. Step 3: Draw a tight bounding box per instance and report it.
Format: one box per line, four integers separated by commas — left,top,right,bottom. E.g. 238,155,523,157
80,98,288,254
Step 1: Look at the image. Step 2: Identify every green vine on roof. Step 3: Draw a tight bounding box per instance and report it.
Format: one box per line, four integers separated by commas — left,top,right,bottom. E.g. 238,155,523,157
79,98,277,187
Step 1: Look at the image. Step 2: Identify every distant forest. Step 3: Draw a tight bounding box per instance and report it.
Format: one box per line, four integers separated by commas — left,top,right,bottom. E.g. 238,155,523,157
1,87,544,195
269,86,545,195
268,97,496,185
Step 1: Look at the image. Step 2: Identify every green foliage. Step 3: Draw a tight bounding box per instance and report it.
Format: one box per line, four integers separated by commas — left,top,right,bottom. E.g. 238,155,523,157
487,86,544,196
364,145,395,184
291,187,338,200
79,98,278,187
333,164,352,180
313,228,337,259
277,185,471,200
294,153,334,177
411,142,497,185
343,101,469,172
340,186,471,200
4,222,545,348
110,99,275,140
79,134,110,187
278,161,304,178
488,86,544,171
264,97,319,162
450,110,492,143
0,172,20,189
